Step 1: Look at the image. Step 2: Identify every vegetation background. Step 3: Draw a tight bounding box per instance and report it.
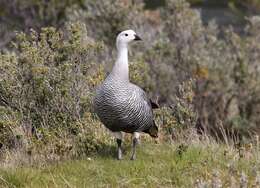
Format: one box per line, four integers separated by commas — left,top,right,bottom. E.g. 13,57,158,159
1,0,260,187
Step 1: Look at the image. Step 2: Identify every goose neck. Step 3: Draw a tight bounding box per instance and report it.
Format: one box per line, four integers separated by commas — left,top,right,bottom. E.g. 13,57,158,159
111,45,129,81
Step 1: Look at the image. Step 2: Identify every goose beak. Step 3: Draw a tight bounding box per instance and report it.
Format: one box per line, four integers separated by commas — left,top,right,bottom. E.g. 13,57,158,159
134,34,142,41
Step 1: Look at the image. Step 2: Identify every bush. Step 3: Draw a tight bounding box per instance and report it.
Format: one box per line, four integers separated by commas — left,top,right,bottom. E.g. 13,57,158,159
68,0,154,46
137,0,260,139
0,22,108,162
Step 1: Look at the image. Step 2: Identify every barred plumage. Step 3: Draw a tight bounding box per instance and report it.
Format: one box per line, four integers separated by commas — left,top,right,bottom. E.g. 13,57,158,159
94,74,154,133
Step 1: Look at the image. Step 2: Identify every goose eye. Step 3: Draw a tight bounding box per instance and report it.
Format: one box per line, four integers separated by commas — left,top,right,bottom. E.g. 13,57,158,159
124,34,128,36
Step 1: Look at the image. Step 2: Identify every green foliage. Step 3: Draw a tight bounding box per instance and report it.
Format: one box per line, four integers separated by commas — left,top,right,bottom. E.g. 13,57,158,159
0,0,85,48
0,0,83,29
129,59,154,93
0,22,108,159
68,0,148,46
12,22,102,127
139,0,260,138
171,79,197,129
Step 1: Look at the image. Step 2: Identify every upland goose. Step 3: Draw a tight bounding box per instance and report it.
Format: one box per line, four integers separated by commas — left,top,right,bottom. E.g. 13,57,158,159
94,30,158,160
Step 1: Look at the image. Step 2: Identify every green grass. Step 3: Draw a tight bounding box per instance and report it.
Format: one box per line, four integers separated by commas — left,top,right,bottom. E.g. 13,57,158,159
0,142,259,187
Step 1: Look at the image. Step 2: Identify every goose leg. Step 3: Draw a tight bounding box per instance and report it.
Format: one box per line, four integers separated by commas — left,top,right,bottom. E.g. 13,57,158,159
116,139,122,160
113,132,123,160
130,132,140,160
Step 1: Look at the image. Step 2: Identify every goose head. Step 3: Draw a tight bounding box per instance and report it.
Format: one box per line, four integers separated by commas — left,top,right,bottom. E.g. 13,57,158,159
116,30,142,49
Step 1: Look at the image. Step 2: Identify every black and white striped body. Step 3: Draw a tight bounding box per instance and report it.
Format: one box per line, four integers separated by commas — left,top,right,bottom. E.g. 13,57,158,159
94,74,154,133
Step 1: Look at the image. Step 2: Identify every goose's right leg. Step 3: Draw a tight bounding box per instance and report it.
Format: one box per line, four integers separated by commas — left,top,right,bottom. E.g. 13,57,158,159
130,132,140,160
113,132,123,160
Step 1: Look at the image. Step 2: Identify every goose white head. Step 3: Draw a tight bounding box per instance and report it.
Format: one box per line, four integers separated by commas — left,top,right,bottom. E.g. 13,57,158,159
116,30,142,49
111,29,141,81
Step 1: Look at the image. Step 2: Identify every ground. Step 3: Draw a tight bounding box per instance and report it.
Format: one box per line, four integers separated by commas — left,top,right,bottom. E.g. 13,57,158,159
0,142,259,188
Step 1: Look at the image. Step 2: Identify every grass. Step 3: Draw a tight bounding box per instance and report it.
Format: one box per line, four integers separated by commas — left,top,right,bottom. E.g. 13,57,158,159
0,141,259,188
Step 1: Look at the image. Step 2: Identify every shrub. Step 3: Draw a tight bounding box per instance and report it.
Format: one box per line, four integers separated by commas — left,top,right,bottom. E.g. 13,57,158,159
142,0,260,139
68,0,147,45
0,22,108,162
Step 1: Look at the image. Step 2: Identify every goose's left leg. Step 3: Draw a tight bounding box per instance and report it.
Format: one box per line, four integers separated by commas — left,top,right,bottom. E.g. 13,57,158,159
113,132,123,160
130,132,140,160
